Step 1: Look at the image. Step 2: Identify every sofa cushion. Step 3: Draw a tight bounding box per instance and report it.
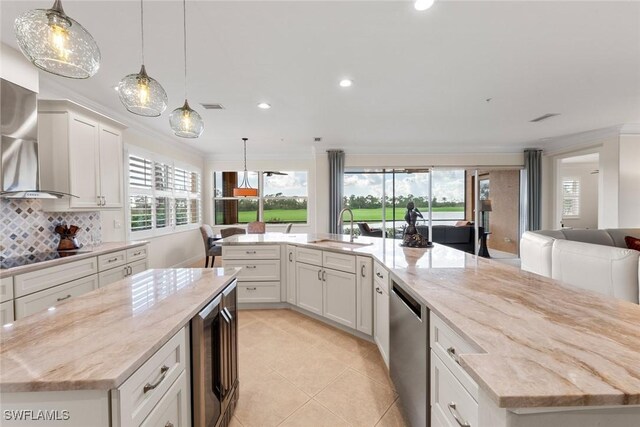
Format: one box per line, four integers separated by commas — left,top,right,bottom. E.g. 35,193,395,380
606,228,640,248
520,231,555,277
625,236,640,252
560,229,615,247
551,240,640,304
534,230,566,239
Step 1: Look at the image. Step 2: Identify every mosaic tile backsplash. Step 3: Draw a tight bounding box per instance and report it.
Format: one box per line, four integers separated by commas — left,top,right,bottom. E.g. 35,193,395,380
1,199,101,258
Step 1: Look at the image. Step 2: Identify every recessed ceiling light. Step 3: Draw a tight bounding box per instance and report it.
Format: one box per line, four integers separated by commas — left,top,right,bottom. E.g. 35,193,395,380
257,102,271,109
414,0,435,11
339,79,353,88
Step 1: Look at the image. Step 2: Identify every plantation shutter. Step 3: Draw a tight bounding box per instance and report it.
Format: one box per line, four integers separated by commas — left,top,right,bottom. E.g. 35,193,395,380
130,195,153,231
155,162,173,191
129,155,153,188
562,178,580,217
174,168,189,192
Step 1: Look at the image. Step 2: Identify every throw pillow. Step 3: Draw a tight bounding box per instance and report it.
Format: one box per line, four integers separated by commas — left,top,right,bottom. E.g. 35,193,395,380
454,221,470,227
625,235,640,251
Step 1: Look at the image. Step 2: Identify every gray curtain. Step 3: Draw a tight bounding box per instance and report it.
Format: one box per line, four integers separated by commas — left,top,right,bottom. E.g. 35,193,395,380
524,149,542,231
328,150,345,234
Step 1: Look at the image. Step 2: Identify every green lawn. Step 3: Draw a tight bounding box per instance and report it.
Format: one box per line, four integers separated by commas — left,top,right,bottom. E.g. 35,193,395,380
237,206,463,223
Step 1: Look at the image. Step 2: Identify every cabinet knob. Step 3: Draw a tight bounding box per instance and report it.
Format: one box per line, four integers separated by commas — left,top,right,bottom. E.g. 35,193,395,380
165,423,174,427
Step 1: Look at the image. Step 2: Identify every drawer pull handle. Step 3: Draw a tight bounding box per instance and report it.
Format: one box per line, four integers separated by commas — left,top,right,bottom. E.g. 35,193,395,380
447,346,460,364
246,250,257,254
376,272,384,279
375,287,383,295
143,365,170,393
56,294,72,302
245,265,257,269
247,287,257,291
361,264,366,277
133,251,142,256
318,270,322,281
165,423,174,427
108,257,119,263
322,270,326,281
447,402,471,427
289,252,293,262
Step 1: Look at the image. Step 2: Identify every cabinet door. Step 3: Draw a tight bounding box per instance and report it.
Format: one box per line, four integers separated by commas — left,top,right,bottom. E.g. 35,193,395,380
286,245,297,305
98,266,127,288
0,300,14,325
129,259,149,276
323,268,356,329
98,124,123,208
374,285,390,366
69,114,100,209
356,256,373,335
296,262,323,315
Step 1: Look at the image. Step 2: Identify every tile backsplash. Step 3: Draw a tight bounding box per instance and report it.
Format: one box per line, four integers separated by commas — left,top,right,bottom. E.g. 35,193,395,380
0,199,101,258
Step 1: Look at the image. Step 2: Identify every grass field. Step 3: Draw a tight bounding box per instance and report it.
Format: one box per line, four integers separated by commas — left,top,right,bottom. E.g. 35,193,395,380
238,206,463,223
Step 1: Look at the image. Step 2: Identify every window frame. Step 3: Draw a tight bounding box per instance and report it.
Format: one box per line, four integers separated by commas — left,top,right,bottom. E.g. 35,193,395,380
212,170,309,226
561,176,581,219
126,146,202,239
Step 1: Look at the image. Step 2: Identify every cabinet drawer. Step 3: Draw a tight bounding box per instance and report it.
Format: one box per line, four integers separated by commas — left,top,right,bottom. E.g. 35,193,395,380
373,261,389,293
223,245,281,260
127,246,148,263
99,266,127,288
296,247,323,266
223,259,280,281
0,300,15,325
15,274,98,319
140,371,189,427
14,256,98,297
114,328,186,427
0,276,13,303
323,251,356,274
431,352,478,427
238,282,281,303
430,313,479,400
129,259,149,276
98,250,127,271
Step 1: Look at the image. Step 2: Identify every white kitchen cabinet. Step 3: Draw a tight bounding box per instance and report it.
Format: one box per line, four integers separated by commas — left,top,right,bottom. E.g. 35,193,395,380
374,280,390,366
99,266,127,288
98,251,149,288
38,100,126,211
0,300,14,325
15,274,98,319
129,259,148,276
286,245,297,305
296,262,323,315
140,371,189,427
323,268,357,329
0,276,14,303
356,256,373,335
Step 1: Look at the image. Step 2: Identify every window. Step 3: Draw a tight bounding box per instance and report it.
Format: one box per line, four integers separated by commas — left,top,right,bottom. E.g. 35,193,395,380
562,177,580,217
213,171,308,225
127,150,202,237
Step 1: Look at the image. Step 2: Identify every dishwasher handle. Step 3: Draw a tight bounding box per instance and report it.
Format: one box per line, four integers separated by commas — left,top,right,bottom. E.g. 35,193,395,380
391,282,422,321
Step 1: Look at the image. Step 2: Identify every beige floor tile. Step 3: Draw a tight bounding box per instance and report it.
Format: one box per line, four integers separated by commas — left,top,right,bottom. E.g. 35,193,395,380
274,345,349,396
229,415,245,427
235,371,309,427
349,347,395,390
375,400,409,427
315,369,397,426
280,400,351,427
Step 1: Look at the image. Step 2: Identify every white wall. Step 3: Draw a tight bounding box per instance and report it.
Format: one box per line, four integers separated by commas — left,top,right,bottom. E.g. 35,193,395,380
557,163,599,229
619,134,640,227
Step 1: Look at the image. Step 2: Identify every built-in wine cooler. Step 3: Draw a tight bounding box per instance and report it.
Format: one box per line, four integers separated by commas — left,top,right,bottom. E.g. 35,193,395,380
192,280,238,427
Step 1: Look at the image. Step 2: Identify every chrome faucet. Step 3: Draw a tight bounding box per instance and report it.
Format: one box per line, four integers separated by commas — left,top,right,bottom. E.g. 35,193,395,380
338,207,356,242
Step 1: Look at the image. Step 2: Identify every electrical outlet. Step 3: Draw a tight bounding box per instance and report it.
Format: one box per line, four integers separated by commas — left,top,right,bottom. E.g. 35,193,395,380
504,237,512,243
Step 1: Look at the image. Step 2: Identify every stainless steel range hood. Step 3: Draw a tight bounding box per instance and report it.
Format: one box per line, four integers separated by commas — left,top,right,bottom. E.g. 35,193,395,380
1,78,75,199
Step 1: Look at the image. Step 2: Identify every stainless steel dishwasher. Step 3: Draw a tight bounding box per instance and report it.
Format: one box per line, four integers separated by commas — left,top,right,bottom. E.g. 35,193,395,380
390,280,429,427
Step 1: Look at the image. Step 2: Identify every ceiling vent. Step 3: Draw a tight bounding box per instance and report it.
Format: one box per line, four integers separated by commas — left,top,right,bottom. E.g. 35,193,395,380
201,103,225,110
530,113,560,123
314,137,322,142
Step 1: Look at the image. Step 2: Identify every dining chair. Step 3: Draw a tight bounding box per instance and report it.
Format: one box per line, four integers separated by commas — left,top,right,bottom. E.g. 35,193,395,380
247,221,266,234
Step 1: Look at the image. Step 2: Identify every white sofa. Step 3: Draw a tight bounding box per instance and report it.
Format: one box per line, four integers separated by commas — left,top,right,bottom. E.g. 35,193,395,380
521,228,640,304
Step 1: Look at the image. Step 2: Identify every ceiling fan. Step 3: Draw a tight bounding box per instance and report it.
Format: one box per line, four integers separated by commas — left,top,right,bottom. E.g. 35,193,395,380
263,171,288,177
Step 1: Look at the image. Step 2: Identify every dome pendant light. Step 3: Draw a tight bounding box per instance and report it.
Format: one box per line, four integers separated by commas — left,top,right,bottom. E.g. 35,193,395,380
14,0,101,78
117,0,168,117
169,0,204,138
233,138,258,197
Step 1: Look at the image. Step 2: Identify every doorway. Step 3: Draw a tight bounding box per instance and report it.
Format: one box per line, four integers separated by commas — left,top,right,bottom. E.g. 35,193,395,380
556,153,600,229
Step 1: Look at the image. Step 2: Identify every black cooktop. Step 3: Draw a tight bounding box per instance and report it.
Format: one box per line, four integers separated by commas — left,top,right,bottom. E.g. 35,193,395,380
0,249,92,270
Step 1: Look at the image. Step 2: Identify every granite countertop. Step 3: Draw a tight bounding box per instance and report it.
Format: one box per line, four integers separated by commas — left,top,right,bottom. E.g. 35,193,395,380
0,241,149,278
220,233,640,408
0,268,239,392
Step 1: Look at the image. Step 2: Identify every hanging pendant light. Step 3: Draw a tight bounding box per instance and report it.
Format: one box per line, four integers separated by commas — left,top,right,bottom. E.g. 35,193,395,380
233,138,258,197
117,0,167,117
169,0,204,138
14,0,101,79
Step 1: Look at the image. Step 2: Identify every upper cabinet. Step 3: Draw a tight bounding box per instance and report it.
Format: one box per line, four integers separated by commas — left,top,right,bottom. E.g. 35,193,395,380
38,100,126,211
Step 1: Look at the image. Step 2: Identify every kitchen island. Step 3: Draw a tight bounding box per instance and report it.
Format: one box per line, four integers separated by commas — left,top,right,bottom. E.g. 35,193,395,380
221,233,640,427
0,267,239,427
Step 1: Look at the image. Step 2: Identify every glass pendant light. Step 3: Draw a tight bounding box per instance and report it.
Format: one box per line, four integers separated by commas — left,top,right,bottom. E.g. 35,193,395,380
233,138,258,197
169,0,204,138
14,0,101,79
117,0,168,117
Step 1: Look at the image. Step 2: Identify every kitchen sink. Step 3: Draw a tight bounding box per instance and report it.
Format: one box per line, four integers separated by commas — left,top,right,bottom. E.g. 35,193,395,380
309,239,373,249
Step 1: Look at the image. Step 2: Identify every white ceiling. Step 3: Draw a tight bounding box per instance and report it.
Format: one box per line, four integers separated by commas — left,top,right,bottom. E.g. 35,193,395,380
2,1,639,157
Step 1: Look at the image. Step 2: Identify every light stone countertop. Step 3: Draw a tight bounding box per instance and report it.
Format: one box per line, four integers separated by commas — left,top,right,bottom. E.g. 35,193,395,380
0,241,149,278
0,268,239,392
220,233,640,409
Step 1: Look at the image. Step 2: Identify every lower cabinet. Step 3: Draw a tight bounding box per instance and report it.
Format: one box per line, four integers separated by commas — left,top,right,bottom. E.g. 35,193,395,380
140,371,189,427
323,268,357,329
99,259,149,288
296,262,323,315
14,274,99,319
238,282,280,303
374,281,390,365
0,300,14,325
356,256,373,335
286,245,296,305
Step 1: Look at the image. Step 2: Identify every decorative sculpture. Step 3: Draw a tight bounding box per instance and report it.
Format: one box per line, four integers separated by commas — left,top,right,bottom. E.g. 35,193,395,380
401,201,433,248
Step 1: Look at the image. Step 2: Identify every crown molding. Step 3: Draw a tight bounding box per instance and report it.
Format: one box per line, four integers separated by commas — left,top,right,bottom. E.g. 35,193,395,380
620,123,640,135
540,125,624,155
38,75,205,158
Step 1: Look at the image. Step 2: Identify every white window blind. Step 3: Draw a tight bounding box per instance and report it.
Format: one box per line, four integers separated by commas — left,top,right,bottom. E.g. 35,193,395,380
130,195,153,231
129,156,153,188
155,162,173,191
562,177,580,217
175,198,188,225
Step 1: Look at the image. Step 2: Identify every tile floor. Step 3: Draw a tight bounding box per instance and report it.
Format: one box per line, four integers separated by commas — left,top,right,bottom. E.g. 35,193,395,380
230,309,409,427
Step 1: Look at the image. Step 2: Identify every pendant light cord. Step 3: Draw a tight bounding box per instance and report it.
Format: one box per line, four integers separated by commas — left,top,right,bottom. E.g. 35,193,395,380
140,0,145,65
183,0,188,100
